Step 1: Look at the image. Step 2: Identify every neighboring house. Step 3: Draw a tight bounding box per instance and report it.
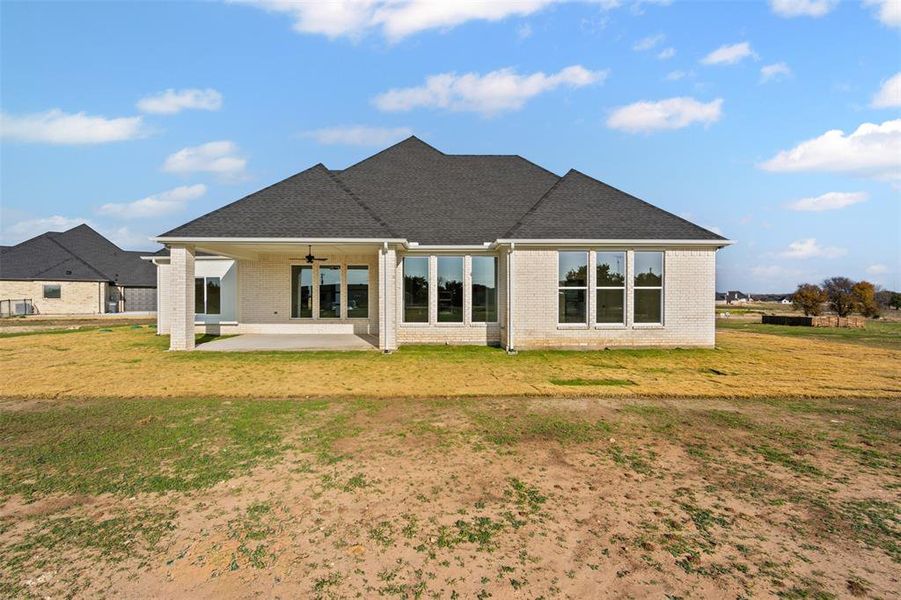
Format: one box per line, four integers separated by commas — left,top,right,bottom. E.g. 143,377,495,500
723,291,750,304
0,224,158,315
780,297,792,305
152,137,731,351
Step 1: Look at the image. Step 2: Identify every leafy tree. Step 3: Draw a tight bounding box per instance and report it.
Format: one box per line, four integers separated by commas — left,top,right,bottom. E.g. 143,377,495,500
792,283,826,316
822,277,856,317
876,289,901,310
852,280,880,318
892,292,901,311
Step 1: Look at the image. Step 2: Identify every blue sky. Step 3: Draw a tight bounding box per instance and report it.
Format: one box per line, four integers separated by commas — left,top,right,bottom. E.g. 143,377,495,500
1,0,898,292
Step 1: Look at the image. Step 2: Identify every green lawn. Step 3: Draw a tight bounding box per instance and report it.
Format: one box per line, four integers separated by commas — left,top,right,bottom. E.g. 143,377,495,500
716,318,901,350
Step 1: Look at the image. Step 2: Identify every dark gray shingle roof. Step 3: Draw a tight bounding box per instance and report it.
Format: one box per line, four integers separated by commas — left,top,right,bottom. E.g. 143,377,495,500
161,164,396,239
505,170,725,240
0,224,158,286
159,137,726,244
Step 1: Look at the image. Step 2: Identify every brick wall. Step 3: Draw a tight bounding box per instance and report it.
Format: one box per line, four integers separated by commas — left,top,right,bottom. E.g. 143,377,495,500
0,280,105,314
511,247,716,349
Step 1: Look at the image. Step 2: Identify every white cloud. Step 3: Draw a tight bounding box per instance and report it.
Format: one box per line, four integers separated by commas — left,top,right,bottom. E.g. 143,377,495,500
633,33,664,51
0,109,145,145
137,88,223,114
769,0,838,17
780,238,847,259
760,62,792,83
232,0,557,41
162,141,247,180
606,96,723,133
872,72,901,108
866,264,889,275
657,47,676,60
373,65,606,116
786,191,868,212
516,22,533,39
3,216,91,243
664,69,688,81
864,0,901,28
98,184,207,219
759,119,901,182
103,226,154,250
700,42,757,66
302,125,413,146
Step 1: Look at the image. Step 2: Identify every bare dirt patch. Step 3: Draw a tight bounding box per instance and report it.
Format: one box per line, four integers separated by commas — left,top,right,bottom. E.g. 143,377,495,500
1,396,898,599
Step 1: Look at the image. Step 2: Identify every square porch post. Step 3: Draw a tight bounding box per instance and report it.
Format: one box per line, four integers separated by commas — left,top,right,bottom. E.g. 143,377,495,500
378,245,397,352
170,245,196,351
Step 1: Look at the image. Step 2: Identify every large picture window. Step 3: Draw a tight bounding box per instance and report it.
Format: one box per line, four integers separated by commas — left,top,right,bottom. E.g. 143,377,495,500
558,251,587,324
319,266,341,319
404,257,429,322
634,251,663,324
194,277,221,315
347,266,369,319
471,256,497,323
596,251,625,325
291,265,313,318
437,256,464,323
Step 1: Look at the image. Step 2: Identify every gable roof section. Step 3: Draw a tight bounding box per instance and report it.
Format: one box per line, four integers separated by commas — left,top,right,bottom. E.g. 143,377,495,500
0,224,157,286
504,170,726,241
160,164,396,239
157,136,727,245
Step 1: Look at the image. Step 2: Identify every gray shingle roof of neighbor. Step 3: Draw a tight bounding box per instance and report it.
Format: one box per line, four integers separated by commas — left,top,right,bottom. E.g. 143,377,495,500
0,224,158,286
159,136,727,245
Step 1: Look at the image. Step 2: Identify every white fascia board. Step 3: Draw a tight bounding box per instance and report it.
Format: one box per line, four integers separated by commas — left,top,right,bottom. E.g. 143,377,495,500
153,236,407,244
495,238,734,248
403,242,496,251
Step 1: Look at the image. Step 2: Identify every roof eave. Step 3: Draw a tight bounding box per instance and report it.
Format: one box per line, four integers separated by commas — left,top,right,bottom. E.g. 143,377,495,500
495,238,734,248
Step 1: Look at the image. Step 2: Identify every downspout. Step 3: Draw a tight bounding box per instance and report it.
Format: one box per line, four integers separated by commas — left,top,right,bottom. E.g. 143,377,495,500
508,242,516,354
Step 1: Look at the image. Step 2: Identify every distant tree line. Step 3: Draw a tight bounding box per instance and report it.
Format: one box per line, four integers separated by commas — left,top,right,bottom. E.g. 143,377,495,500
792,277,900,318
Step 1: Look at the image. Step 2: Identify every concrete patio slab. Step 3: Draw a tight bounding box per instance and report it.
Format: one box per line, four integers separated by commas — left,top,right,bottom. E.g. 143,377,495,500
197,333,379,352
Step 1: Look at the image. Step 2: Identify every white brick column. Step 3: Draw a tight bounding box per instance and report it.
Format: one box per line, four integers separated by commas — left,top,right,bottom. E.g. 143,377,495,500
170,245,196,351
379,246,397,351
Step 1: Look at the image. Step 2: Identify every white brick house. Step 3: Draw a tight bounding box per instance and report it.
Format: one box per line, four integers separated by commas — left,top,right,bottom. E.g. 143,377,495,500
152,137,731,351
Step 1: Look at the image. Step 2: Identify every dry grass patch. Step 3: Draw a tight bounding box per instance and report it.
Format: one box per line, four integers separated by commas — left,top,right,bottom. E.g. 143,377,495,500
0,324,899,399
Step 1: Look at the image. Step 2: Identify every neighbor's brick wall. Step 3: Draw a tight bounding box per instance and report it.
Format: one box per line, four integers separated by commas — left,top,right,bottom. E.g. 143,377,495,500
236,252,379,335
0,280,105,314
394,253,503,346
512,247,716,349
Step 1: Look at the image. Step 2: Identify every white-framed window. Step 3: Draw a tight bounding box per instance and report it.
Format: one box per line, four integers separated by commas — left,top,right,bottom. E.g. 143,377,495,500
558,251,588,324
318,265,342,319
633,251,663,324
437,256,464,323
596,251,626,325
43,284,61,299
403,256,429,323
290,265,313,318
347,266,369,319
471,256,498,323
194,277,221,315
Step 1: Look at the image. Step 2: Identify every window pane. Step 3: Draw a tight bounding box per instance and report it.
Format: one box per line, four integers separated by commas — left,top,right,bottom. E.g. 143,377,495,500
404,257,429,322
195,278,205,313
596,252,625,287
206,278,221,315
634,289,662,324
558,289,586,323
319,266,341,319
43,284,61,299
634,252,663,287
471,256,497,322
597,289,625,324
558,252,588,287
347,266,369,319
291,265,313,318
437,256,463,323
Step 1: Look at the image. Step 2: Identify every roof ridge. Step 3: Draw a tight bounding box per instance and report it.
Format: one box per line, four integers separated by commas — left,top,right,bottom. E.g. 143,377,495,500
322,167,399,238
450,153,559,178
502,171,569,238
340,135,444,174
567,169,727,240
38,235,111,281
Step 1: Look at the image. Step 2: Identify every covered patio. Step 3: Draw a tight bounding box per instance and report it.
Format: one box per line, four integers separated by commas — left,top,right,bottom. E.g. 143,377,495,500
196,333,379,352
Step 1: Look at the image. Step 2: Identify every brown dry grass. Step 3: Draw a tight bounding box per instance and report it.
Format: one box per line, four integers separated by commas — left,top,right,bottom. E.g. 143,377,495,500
0,325,898,399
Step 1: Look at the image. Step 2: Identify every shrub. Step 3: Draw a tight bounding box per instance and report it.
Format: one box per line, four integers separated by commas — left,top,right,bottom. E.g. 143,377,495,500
792,283,826,316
